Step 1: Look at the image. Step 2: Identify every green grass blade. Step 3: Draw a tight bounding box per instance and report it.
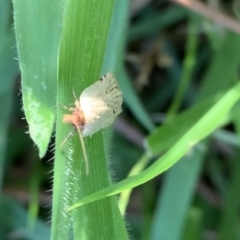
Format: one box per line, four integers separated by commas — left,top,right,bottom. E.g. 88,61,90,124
218,102,240,240
218,152,240,240
119,154,149,215
146,95,224,156
181,208,203,240
198,32,240,100
51,0,128,239
0,0,18,189
117,66,155,131
150,143,207,240
213,129,240,147
167,15,198,119
102,0,154,132
27,155,41,230
129,6,187,42
12,0,65,157
101,0,128,73
101,0,140,177
68,82,240,210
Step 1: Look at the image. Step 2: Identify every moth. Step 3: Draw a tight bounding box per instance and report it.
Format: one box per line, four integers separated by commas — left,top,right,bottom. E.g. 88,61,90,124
61,72,123,175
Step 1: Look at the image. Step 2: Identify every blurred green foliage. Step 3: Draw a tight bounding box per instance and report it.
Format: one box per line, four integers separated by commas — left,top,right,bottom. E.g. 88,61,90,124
1,0,240,240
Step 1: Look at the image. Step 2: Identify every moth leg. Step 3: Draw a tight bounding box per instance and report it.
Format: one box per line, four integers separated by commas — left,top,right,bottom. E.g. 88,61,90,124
75,125,89,175
59,104,74,112
60,128,76,147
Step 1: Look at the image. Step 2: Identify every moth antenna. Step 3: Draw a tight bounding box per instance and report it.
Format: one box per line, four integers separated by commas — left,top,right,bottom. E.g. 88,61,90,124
72,87,78,101
60,129,76,147
76,125,89,176
59,104,74,112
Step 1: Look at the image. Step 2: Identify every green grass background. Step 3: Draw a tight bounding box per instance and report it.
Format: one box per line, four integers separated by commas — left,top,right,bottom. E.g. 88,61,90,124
1,0,240,240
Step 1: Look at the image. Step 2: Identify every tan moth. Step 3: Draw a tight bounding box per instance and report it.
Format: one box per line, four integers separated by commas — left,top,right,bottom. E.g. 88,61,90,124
61,72,123,175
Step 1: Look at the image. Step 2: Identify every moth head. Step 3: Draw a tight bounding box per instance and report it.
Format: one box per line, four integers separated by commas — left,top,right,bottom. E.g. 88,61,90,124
63,108,85,128
63,114,76,125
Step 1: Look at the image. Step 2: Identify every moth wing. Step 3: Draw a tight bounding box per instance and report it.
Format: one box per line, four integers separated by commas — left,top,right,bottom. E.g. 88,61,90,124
80,73,123,137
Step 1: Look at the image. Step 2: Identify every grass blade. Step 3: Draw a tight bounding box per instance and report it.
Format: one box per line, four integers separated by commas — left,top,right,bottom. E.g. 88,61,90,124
0,0,18,189
51,0,128,239
12,0,65,157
